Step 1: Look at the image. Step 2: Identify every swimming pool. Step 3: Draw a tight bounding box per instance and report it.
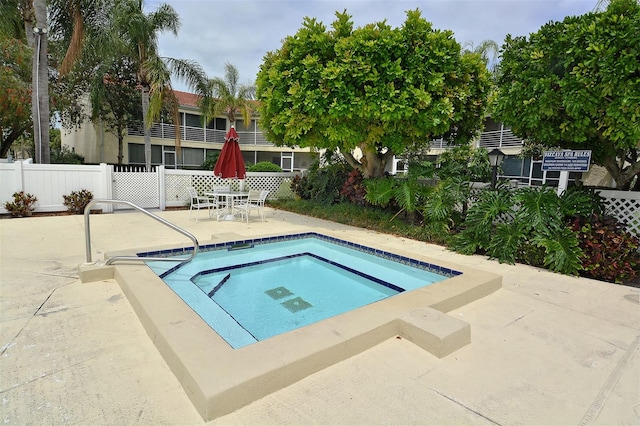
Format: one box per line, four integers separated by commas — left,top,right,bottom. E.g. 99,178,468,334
92,231,501,420
143,233,458,348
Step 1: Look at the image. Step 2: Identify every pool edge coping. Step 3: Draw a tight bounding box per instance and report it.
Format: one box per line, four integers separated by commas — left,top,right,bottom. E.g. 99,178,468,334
81,233,502,420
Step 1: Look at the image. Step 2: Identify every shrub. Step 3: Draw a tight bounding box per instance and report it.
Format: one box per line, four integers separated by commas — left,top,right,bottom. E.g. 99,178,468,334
201,152,220,171
290,174,307,199
290,162,350,205
247,162,282,172
51,145,84,164
201,158,216,171
571,214,640,284
4,191,38,217
340,169,367,205
63,189,93,214
451,186,605,276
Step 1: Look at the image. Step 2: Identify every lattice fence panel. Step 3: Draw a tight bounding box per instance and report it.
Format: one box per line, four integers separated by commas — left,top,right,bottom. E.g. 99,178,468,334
163,172,298,207
112,172,159,209
244,173,296,200
165,173,192,207
598,190,640,238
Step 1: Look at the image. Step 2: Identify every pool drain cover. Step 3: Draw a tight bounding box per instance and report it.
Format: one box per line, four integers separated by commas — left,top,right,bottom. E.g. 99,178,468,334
281,296,312,313
265,286,293,300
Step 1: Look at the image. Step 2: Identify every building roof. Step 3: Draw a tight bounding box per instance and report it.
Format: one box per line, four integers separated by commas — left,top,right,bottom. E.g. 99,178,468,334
174,90,201,108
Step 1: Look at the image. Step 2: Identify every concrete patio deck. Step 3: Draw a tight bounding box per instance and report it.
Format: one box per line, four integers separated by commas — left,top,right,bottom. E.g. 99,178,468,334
1,207,638,425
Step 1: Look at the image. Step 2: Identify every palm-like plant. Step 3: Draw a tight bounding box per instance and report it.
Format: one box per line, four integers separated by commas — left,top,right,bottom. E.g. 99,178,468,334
18,0,50,164
451,186,605,275
200,62,256,129
48,0,112,76
108,0,207,170
364,160,436,223
462,39,500,75
11,0,108,163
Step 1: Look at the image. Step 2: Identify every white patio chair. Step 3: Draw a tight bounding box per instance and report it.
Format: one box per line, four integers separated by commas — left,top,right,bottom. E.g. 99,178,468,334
187,187,217,222
235,190,269,223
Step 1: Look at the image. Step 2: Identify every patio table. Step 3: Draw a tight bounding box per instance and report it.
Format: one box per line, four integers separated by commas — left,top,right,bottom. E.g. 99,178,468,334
205,191,249,221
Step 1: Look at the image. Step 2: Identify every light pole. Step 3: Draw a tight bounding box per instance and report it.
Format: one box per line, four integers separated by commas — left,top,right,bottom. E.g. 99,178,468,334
488,148,505,189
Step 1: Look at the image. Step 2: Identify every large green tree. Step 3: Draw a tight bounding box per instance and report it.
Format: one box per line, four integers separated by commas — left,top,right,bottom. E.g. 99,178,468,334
109,0,207,170
200,62,256,128
493,0,640,190
256,10,491,178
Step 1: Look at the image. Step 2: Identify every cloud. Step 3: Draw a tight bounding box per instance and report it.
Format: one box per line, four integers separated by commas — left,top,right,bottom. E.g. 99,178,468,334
147,0,595,91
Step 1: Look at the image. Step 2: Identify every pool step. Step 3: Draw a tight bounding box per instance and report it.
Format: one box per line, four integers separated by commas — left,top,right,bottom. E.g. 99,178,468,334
208,273,231,298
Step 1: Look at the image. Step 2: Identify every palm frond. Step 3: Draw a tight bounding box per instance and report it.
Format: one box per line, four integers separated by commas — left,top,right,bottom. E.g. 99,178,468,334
165,57,207,94
393,181,417,213
363,177,395,207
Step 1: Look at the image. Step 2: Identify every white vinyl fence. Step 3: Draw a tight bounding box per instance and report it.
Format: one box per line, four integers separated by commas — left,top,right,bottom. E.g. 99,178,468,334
0,161,638,237
0,161,299,214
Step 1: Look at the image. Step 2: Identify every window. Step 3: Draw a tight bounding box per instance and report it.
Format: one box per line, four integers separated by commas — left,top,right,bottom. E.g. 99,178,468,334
183,113,202,128
207,117,227,130
482,118,503,132
281,152,293,171
235,119,256,132
181,147,205,166
128,143,162,165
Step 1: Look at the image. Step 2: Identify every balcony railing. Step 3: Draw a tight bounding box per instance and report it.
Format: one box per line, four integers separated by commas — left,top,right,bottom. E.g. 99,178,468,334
127,123,272,146
429,138,459,149
128,123,525,150
478,129,524,148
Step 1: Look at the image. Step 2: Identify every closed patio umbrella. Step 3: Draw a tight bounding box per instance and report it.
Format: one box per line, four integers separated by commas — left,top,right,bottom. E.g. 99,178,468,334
214,126,246,183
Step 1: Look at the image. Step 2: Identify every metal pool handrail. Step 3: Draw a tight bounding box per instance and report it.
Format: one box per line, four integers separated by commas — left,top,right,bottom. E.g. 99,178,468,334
84,199,199,265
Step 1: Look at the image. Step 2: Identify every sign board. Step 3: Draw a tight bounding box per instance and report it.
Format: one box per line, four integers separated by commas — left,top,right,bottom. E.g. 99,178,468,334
542,150,592,172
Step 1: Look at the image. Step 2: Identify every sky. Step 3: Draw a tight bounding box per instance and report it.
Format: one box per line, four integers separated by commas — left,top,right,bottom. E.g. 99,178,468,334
146,0,597,92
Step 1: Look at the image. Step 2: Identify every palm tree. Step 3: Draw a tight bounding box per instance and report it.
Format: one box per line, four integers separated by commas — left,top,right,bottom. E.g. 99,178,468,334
9,0,111,163
200,62,256,130
20,0,50,164
48,0,113,76
463,39,500,74
109,0,207,170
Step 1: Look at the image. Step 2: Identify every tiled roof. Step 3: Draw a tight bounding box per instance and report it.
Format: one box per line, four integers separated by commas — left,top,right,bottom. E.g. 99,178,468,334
173,90,259,110
174,90,201,108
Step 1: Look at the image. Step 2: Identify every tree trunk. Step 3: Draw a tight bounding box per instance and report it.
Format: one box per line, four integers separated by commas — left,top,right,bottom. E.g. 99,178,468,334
141,86,151,171
116,124,124,165
603,154,640,190
361,150,385,178
343,147,394,178
30,0,50,164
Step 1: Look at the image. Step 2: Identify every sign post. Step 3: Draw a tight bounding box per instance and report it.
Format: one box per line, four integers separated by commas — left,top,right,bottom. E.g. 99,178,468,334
542,150,592,195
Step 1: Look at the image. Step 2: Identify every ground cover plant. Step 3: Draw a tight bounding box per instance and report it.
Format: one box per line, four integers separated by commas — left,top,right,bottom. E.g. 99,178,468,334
571,214,640,283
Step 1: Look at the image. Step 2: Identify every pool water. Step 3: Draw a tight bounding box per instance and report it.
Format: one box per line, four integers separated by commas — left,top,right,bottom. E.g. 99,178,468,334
144,233,459,348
